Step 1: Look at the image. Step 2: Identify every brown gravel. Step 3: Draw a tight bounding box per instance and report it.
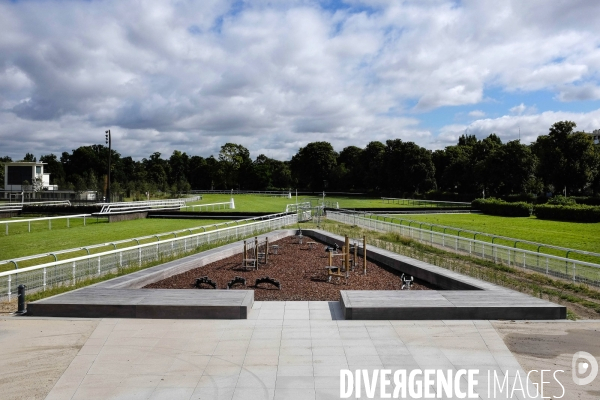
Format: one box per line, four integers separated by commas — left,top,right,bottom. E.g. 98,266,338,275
144,235,433,300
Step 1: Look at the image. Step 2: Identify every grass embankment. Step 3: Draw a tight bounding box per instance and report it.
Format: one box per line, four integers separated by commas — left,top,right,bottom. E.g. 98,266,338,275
376,213,600,262
306,220,600,319
16,228,275,306
0,218,230,271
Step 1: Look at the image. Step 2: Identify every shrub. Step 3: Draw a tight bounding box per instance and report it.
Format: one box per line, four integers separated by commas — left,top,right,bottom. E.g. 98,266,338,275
572,196,600,206
472,198,531,217
533,204,600,222
547,195,576,206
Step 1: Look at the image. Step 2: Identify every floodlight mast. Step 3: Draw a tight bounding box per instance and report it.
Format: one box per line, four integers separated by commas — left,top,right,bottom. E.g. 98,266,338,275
105,130,111,203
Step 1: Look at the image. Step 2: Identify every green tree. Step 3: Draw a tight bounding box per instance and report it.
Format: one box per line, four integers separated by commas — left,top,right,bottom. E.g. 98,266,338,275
532,121,598,194
0,156,12,187
290,142,337,190
218,143,251,189
40,154,66,188
383,139,435,194
360,141,385,192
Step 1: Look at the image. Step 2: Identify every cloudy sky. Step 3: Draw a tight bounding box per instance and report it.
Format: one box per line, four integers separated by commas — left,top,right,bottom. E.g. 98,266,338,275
1,0,600,161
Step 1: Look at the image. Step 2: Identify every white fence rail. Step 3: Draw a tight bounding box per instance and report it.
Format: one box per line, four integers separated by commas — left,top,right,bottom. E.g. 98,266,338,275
184,200,235,211
96,198,202,213
2,214,92,235
0,213,288,268
286,202,312,213
0,213,297,301
381,197,471,207
328,211,600,286
378,214,600,263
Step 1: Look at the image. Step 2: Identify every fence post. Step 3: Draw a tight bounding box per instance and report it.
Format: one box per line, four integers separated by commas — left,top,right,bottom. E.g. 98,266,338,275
8,275,11,301
98,257,101,275
72,261,76,284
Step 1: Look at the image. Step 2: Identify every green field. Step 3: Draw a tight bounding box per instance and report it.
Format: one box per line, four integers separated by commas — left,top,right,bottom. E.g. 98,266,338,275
186,194,466,212
377,213,600,261
0,218,230,270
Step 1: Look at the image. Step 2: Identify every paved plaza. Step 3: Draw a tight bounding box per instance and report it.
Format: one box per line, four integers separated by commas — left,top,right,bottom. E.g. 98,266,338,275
5,301,600,400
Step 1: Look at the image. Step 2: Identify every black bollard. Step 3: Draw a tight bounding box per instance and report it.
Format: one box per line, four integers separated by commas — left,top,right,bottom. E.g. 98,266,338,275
16,284,27,315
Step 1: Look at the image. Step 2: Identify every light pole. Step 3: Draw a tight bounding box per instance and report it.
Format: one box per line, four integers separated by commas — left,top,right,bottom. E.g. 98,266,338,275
105,130,111,203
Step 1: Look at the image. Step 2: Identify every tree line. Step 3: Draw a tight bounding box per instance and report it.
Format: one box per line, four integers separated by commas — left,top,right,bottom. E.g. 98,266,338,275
1,121,599,200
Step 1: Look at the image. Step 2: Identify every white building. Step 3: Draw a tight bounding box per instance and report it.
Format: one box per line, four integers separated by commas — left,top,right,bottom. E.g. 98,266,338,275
3,161,56,191
588,129,600,145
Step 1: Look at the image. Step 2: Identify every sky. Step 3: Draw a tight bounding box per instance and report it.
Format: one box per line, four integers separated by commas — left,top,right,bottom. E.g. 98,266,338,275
1,0,600,162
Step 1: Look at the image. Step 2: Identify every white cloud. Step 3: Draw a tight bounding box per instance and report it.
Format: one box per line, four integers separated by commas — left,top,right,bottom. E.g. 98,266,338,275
435,108,600,148
0,0,599,160
468,110,486,118
509,103,538,116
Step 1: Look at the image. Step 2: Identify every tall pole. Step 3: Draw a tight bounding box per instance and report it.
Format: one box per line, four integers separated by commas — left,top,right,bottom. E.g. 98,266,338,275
105,130,111,203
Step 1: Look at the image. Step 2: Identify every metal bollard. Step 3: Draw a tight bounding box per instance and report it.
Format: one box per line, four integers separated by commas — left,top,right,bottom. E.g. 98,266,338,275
16,284,27,315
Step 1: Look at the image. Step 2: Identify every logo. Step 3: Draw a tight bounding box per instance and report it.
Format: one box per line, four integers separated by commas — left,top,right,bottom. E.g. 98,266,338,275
572,351,598,386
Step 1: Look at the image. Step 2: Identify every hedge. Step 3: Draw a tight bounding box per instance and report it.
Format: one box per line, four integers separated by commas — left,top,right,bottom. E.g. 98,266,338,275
533,204,600,223
471,198,531,217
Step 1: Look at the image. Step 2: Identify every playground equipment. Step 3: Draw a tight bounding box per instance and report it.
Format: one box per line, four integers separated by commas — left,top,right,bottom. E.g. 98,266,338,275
349,236,367,275
195,276,217,289
255,276,281,290
401,273,414,290
324,235,368,282
243,236,270,269
227,276,246,289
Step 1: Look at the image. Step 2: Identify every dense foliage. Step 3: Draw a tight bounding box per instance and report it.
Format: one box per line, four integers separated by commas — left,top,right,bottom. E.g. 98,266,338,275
472,198,532,217
3,121,600,199
534,204,600,223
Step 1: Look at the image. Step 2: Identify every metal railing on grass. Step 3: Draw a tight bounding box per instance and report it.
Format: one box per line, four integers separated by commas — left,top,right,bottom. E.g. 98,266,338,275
374,213,600,264
380,197,471,208
0,213,292,269
0,213,297,301
1,214,92,235
328,211,600,287
183,200,235,211
96,198,200,213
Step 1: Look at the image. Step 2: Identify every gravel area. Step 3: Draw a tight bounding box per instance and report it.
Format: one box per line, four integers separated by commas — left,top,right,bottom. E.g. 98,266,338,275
144,235,433,300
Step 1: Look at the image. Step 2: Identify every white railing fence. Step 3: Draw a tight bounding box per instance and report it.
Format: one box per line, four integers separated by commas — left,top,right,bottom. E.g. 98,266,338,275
2,214,92,235
286,202,312,213
327,211,600,287
381,197,471,208
0,213,297,301
184,199,235,211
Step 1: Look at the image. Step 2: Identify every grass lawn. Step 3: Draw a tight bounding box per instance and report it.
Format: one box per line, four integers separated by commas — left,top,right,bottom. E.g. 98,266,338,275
378,213,600,262
186,194,467,212
0,218,230,270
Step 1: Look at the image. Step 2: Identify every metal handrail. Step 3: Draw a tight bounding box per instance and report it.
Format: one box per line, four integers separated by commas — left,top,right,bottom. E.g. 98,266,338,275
0,211,292,267
0,213,297,300
373,213,600,260
328,211,600,285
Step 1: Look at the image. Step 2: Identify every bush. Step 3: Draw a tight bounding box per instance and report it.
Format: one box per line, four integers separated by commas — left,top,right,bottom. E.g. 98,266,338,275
572,196,600,206
534,204,600,222
547,195,577,206
472,198,531,217
502,193,538,203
